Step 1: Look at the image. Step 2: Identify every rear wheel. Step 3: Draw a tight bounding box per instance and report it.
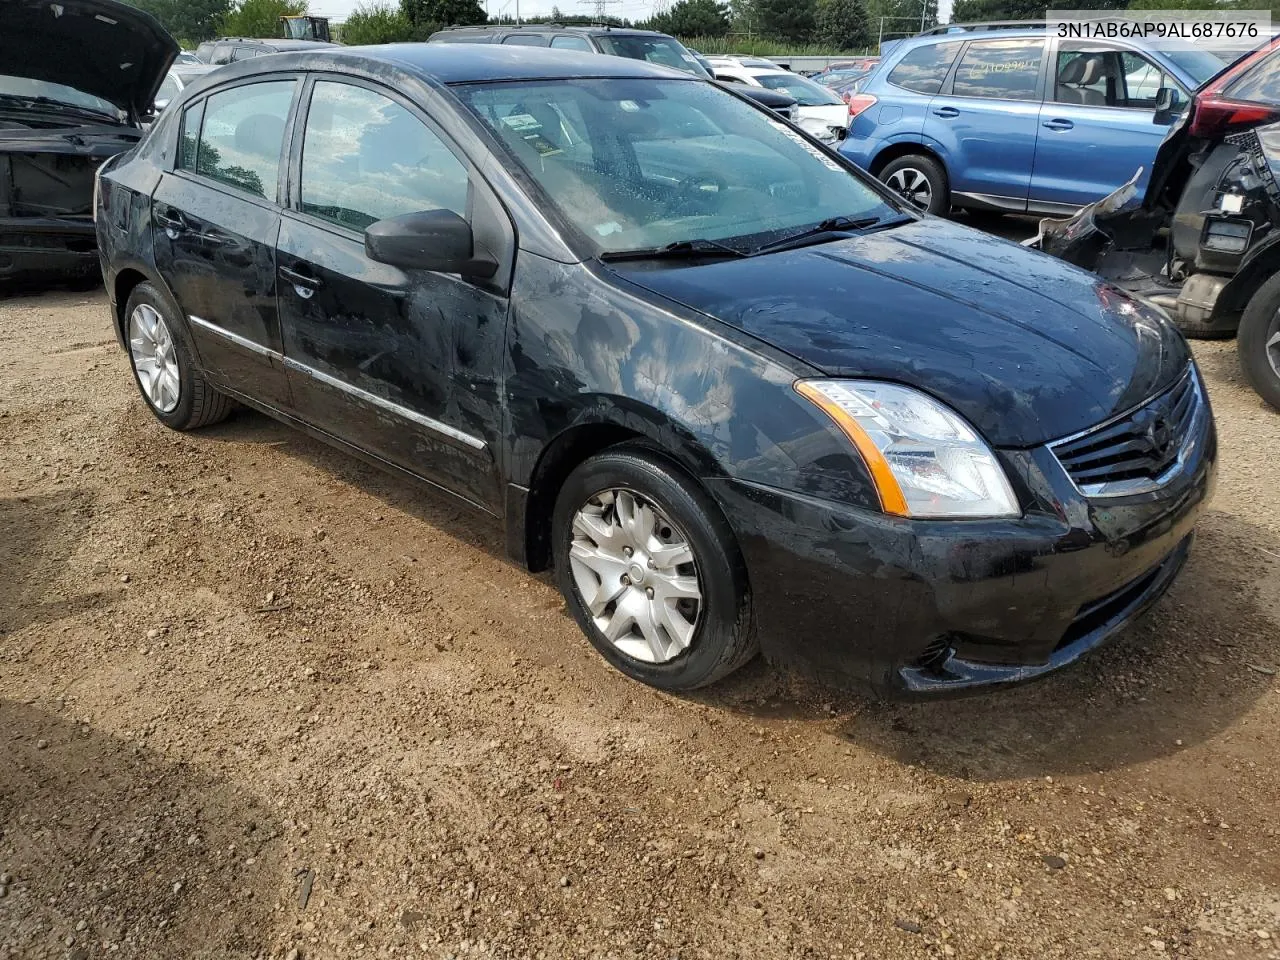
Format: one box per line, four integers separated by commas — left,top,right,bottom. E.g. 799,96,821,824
1238,272,1280,411
879,154,949,215
551,447,755,691
124,282,232,431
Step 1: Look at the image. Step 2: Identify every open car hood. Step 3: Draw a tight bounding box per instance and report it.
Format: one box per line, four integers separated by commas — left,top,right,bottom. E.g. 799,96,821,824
1,0,178,119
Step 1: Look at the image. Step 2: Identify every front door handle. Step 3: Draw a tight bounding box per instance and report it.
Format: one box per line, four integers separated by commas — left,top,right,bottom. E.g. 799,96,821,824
1043,118,1075,131
279,264,321,299
933,106,960,118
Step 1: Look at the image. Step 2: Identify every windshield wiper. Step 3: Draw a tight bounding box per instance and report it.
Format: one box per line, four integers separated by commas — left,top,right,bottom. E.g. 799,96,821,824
600,238,748,262
750,214,910,256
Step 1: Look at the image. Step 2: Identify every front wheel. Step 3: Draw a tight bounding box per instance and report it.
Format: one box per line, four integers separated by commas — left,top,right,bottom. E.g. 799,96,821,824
878,154,949,215
1237,272,1280,411
551,447,756,691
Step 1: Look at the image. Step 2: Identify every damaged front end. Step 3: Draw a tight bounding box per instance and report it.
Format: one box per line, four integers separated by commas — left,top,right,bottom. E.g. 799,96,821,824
0,122,142,278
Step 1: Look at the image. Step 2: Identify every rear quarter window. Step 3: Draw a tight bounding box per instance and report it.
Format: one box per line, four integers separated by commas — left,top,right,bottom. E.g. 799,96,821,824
951,39,1043,101
887,41,963,95
1226,47,1280,104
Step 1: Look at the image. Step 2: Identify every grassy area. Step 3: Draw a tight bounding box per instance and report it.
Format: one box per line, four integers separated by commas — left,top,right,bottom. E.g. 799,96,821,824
675,36,877,56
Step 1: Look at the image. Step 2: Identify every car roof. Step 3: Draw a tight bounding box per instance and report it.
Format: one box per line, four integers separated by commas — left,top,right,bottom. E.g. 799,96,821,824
435,24,674,38
214,37,340,50
259,43,695,83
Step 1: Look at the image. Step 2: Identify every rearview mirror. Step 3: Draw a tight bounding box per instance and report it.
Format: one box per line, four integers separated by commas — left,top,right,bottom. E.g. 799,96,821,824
1153,86,1182,125
364,209,497,278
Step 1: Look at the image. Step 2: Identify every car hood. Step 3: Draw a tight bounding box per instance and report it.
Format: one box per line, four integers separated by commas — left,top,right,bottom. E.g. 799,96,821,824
2,0,178,118
610,218,1190,448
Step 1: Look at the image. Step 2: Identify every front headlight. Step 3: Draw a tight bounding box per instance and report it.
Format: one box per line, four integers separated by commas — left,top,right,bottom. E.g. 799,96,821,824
795,380,1020,519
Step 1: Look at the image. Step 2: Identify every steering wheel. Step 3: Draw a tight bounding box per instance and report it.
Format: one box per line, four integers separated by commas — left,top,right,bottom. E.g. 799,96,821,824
661,171,729,217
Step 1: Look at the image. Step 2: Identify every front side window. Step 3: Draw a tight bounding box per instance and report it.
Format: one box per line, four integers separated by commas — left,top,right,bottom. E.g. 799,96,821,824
455,77,896,254
887,41,962,95
551,35,593,51
299,80,469,231
951,39,1043,101
595,36,710,78
181,80,295,200
754,73,844,106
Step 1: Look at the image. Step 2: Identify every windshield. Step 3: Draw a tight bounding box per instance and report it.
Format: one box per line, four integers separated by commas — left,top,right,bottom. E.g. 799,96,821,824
1165,48,1227,88
454,77,896,254
595,36,712,79
754,73,844,106
0,75,121,120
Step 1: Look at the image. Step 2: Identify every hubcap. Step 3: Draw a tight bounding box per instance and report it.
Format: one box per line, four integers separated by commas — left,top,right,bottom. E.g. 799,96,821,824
568,488,702,664
128,303,180,414
885,166,933,210
1266,320,1280,380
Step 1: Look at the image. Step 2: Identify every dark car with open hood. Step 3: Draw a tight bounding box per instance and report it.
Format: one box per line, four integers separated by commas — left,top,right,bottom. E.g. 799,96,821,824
0,0,177,281
96,45,1216,697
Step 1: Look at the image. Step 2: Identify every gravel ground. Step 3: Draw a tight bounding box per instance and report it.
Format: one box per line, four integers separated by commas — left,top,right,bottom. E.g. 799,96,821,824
1,283,1278,960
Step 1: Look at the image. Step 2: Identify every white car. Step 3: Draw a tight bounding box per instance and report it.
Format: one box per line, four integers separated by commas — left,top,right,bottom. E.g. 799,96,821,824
708,65,847,142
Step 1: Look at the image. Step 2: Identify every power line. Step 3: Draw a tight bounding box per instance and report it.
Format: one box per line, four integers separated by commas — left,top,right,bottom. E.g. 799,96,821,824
579,0,623,21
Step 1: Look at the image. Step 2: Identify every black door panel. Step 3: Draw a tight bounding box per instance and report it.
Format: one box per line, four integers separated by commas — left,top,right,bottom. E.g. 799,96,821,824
275,77,510,511
151,175,288,405
151,81,298,408
277,215,506,511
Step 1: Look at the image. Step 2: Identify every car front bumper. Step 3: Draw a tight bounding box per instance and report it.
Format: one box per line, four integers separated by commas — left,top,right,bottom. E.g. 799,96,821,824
706,409,1216,698
0,217,99,279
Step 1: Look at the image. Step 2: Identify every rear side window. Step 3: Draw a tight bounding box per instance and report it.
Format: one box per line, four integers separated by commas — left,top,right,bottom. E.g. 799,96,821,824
551,35,593,51
503,34,549,46
211,43,234,65
233,46,263,61
951,39,1043,101
887,41,962,95
180,80,295,200
1226,47,1280,104
299,80,469,231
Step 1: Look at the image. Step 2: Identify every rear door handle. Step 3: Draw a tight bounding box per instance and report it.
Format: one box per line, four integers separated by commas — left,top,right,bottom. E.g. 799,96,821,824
1043,118,1074,131
279,264,321,299
154,207,187,238
933,106,960,118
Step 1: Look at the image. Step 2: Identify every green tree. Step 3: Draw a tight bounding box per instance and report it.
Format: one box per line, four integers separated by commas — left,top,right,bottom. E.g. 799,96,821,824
340,2,414,42
401,0,485,38
650,0,731,36
755,0,817,41
219,0,308,38
815,0,870,48
123,0,231,43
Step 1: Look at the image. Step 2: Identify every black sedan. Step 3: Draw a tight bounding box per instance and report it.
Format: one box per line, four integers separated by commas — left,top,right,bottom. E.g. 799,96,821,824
95,45,1216,697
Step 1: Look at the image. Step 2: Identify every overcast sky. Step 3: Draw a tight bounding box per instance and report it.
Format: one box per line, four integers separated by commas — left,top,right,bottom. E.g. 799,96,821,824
314,0,953,29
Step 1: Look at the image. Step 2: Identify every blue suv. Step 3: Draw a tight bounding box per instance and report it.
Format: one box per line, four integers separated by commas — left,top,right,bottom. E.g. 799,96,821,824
840,25,1224,215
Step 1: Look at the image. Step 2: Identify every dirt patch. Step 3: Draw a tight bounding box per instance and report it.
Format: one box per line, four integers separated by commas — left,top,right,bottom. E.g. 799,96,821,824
1,290,1278,960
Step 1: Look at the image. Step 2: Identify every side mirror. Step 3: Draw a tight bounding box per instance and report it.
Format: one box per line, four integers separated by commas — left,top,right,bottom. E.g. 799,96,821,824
364,209,497,278
1153,86,1181,125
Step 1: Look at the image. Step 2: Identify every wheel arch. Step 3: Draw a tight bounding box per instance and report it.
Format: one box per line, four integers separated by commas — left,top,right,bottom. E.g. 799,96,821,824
870,139,948,178
513,402,727,573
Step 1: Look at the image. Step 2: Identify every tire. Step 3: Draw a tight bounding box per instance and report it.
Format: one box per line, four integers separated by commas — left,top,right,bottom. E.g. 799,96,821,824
551,446,756,691
878,153,949,215
124,282,232,431
1237,272,1280,411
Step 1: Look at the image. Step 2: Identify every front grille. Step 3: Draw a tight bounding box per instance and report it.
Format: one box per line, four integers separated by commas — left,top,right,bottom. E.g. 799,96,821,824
1050,367,1204,497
